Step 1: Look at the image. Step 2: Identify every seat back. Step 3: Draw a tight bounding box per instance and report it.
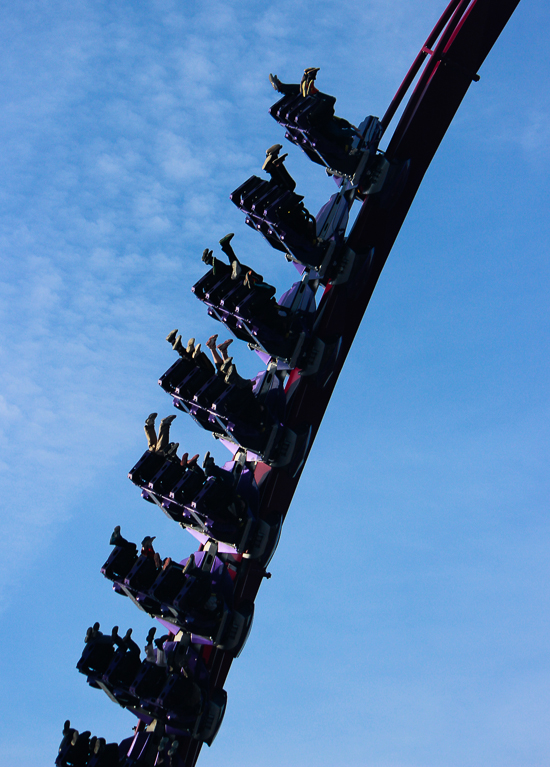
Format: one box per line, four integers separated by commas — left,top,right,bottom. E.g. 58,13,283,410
101,545,138,582
169,468,206,504
173,366,213,400
192,265,230,299
150,563,187,603
159,673,203,717
147,460,185,496
229,175,265,207
250,184,290,217
77,640,116,676
219,281,250,312
203,272,234,304
128,451,165,486
124,555,159,592
192,477,240,519
103,648,142,689
158,357,196,393
129,661,169,701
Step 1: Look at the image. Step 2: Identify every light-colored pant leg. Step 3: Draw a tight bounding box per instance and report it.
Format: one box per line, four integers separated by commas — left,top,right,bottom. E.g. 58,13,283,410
155,418,172,453
144,423,157,450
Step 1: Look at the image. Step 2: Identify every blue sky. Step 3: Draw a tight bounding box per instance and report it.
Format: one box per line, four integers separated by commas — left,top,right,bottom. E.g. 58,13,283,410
0,1,549,765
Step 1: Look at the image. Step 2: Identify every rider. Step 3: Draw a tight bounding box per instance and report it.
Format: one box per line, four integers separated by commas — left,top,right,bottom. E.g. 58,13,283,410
269,66,320,96
262,143,297,192
144,413,179,458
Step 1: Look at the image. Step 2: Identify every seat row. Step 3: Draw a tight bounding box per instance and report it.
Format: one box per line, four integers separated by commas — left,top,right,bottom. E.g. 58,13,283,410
102,538,254,655
192,267,320,369
158,353,293,462
128,450,280,557
57,717,203,766
76,623,226,747
270,92,383,183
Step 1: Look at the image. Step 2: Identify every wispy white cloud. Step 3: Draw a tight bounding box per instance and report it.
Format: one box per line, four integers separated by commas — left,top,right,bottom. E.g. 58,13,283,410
520,108,550,155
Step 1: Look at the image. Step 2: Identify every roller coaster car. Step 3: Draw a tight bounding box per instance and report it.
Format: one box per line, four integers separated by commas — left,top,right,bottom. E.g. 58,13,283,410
128,451,208,526
143,455,245,523
229,176,342,268
163,463,258,542
194,270,324,370
160,359,293,462
149,460,279,560
230,175,353,277
128,645,225,745
169,545,254,655
103,541,254,655
270,92,383,183
129,452,206,514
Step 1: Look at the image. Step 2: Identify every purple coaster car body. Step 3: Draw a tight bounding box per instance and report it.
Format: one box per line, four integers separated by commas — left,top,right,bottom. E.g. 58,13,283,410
78,639,142,710
269,92,383,182
193,269,319,366
230,174,351,269
158,360,291,461
78,636,226,746
102,543,254,655
128,454,276,556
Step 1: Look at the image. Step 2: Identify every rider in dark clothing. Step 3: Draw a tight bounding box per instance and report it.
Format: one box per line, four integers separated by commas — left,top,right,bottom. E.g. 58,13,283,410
262,144,297,192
